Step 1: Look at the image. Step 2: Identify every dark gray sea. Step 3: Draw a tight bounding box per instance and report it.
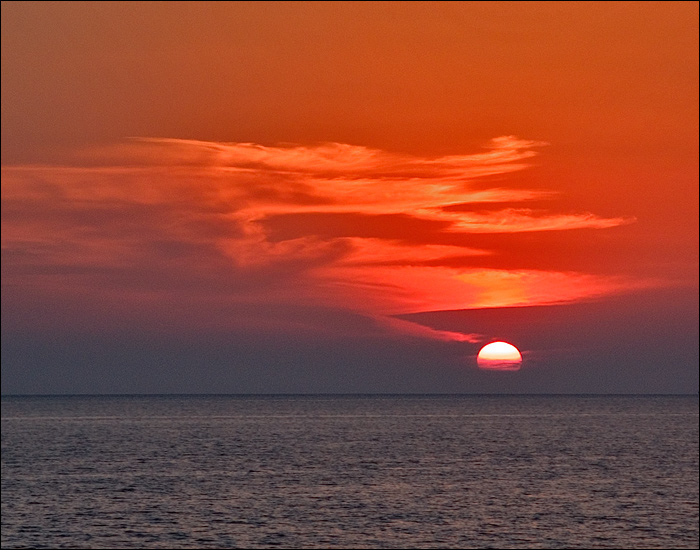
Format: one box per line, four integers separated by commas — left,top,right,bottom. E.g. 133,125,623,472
1,395,698,549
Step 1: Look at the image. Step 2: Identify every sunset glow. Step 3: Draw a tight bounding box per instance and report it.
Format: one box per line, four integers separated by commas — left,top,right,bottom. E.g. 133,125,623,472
1,1,697,395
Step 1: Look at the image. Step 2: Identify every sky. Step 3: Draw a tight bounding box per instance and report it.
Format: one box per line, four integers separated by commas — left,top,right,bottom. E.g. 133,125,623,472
1,1,698,394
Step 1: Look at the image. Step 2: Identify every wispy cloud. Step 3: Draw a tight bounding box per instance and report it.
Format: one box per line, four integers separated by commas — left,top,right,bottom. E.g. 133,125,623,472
2,137,646,340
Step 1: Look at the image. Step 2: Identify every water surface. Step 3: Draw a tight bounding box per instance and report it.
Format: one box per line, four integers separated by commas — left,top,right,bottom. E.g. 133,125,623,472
2,394,698,548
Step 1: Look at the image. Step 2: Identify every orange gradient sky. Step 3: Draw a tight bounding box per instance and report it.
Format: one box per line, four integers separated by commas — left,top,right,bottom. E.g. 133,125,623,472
1,2,697,394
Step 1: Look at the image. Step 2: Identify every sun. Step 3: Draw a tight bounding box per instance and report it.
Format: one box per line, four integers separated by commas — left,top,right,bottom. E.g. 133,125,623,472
477,341,522,371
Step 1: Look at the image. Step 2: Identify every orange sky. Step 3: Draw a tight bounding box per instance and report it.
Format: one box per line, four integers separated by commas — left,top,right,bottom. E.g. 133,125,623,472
1,1,697,393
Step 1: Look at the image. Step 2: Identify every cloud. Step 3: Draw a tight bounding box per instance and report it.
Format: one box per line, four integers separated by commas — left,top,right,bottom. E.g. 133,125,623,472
445,209,632,233
2,137,645,341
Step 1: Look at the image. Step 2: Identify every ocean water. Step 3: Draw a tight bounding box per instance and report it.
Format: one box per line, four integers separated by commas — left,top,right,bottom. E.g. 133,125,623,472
1,395,698,549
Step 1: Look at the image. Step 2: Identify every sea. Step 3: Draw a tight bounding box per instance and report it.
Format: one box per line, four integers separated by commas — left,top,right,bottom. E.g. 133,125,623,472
1,394,698,549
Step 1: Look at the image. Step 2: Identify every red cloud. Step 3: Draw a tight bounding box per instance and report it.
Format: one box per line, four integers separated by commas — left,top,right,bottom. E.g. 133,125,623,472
2,138,650,341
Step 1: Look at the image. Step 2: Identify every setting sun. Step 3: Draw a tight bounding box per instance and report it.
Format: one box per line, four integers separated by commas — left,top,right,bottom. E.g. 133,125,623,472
477,341,523,371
